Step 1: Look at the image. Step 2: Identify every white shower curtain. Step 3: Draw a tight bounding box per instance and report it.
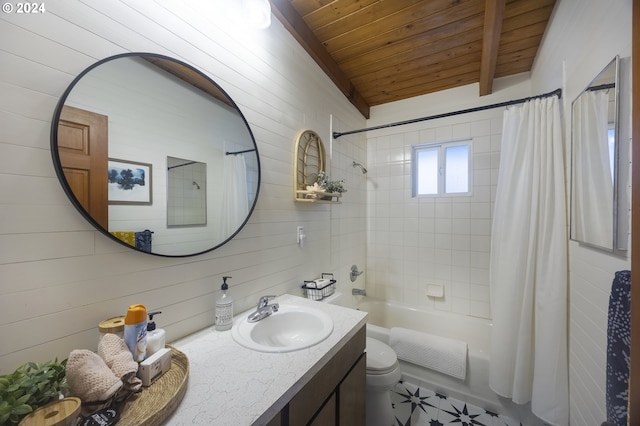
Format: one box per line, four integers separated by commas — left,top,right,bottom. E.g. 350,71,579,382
221,154,249,237
571,90,613,248
489,96,568,425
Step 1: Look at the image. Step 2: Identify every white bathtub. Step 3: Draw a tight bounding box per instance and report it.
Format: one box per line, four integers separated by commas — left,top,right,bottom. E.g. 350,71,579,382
355,298,544,426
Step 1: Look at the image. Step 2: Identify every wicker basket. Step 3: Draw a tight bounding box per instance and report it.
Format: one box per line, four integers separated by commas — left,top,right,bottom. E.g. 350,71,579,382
118,345,189,426
302,273,336,301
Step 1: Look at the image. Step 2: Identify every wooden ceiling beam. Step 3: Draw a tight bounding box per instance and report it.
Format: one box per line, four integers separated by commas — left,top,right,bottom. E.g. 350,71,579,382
269,0,371,118
479,0,506,96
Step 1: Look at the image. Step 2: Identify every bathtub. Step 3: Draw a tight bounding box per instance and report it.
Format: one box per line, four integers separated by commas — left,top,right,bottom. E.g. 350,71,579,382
355,298,544,426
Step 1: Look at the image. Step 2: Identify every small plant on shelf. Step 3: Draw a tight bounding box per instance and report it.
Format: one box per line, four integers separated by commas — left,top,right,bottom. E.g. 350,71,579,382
0,358,68,425
315,171,347,194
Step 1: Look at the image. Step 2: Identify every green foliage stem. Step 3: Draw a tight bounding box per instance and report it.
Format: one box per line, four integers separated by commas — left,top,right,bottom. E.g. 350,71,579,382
0,359,68,425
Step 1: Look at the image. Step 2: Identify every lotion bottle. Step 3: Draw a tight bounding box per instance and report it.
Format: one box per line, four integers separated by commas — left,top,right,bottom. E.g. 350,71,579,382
146,311,166,356
124,304,147,362
215,276,233,331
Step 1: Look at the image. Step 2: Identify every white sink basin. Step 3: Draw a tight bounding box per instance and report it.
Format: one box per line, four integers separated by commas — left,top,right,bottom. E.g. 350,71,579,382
232,304,334,353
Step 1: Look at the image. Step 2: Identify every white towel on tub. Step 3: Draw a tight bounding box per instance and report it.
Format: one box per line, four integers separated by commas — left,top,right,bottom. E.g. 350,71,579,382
389,327,468,380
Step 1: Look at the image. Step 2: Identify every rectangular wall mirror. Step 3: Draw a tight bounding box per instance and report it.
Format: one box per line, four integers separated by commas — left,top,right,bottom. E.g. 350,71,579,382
570,56,629,253
167,156,207,227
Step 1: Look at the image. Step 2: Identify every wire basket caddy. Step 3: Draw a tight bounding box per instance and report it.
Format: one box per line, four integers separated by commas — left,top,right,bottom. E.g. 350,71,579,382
301,273,336,301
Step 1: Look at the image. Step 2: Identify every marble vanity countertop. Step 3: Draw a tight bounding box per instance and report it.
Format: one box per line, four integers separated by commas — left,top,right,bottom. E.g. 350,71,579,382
165,294,367,425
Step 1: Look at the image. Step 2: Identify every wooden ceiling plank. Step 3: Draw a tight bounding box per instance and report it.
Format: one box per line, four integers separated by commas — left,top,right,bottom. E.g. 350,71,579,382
494,37,541,77
366,71,481,105
498,34,543,55
341,28,484,78
499,20,549,44
504,0,556,19
479,0,506,96
289,0,336,17
331,12,485,64
278,0,556,107
360,41,536,105
270,0,370,118
144,58,235,108
495,62,532,79
346,43,481,86
320,0,484,53
501,4,555,33
338,9,541,82
313,0,442,42
352,42,483,83
357,56,483,100
496,45,539,66
301,0,407,30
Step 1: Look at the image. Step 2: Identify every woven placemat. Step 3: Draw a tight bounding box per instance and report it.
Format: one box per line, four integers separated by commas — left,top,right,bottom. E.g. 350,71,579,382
118,346,189,426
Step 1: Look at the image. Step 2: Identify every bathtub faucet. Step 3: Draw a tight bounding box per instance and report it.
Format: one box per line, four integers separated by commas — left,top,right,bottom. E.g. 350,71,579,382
352,288,367,296
350,264,364,282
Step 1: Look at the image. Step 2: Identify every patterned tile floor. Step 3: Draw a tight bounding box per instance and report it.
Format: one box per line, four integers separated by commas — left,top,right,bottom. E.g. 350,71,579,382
391,380,525,426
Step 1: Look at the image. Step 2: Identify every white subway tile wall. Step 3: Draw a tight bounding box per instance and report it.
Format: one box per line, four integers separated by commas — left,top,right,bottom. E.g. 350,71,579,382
366,111,503,319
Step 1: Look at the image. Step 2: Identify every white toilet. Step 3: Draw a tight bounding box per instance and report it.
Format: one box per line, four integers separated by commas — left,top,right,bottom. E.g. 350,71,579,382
365,337,402,426
322,292,401,426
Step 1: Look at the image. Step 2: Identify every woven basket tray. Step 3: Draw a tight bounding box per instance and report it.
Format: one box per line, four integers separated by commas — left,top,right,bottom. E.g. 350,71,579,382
118,345,189,426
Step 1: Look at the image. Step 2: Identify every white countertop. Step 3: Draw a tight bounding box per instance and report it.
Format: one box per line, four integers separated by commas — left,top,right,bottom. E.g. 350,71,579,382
165,294,367,425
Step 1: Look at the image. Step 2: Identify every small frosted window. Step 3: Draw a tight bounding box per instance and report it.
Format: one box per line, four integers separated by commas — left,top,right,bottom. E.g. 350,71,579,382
416,148,439,195
445,145,469,193
412,140,472,197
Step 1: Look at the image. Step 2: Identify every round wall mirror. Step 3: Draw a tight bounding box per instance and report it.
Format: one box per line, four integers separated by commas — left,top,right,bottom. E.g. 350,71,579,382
51,53,261,257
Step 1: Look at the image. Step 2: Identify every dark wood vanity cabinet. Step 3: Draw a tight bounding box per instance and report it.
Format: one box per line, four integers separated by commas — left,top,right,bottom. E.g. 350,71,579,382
266,324,366,426
337,354,366,425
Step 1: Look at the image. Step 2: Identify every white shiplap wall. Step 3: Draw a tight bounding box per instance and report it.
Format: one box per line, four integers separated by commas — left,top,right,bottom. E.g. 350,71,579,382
530,0,632,424
0,0,366,373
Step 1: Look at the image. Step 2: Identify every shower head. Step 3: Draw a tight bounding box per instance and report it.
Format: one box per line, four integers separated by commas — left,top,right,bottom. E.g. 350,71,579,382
352,161,367,174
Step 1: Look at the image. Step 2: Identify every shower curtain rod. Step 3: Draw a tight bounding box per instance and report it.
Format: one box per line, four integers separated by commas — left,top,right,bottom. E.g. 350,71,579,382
332,88,562,139
168,161,197,170
225,148,256,155
586,82,615,92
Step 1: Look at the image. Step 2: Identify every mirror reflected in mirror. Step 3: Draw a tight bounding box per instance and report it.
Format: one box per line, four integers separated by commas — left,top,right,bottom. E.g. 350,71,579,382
570,56,628,253
167,157,207,228
51,53,260,257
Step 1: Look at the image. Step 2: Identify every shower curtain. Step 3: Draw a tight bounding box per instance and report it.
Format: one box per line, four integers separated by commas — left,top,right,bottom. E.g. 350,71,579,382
489,96,568,425
571,90,613,248
221,154,249,237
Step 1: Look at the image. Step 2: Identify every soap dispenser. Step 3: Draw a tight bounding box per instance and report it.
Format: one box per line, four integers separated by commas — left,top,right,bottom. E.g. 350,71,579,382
215,276,233,331
146,311,166,356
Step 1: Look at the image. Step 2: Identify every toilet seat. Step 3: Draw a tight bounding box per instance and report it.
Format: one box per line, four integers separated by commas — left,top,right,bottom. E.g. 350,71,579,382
366,337,399,375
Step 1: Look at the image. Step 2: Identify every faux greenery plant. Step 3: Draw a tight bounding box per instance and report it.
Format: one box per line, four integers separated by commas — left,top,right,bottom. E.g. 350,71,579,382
316,171,347,194
0,359,68,425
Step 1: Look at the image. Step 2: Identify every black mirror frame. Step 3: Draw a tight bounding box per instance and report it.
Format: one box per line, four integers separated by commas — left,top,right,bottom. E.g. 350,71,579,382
50,52,261,257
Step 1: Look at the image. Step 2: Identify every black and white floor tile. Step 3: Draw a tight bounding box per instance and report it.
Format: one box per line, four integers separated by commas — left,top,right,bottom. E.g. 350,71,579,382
391,380,525,426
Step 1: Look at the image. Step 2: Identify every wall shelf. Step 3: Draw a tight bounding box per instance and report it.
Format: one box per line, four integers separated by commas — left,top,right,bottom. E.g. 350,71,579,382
294,130,342,204
295,190,342,204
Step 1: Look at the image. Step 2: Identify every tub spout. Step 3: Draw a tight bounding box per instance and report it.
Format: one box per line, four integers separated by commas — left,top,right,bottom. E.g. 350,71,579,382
352,288,367,296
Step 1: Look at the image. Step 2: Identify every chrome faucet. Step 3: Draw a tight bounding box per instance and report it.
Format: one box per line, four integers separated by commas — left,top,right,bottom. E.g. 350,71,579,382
247,295,279,323
350,264,364,282
352,288,367,296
